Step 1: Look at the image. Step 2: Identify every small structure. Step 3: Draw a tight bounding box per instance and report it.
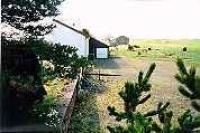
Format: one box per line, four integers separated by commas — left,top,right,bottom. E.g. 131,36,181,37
89,37,109,59
47,19,109,59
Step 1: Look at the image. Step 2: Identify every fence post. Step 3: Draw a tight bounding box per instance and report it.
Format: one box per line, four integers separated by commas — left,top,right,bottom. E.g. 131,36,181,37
99,69,100,80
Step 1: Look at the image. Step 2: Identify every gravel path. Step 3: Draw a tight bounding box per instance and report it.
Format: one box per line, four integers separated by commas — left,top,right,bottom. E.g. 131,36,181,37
69,57,199,132
93,57,194,128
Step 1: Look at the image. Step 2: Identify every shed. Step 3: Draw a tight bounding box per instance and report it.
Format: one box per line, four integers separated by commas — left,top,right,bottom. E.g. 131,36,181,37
89,37,109,59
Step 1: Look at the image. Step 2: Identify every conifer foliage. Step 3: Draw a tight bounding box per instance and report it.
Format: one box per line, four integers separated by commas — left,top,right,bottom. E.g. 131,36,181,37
175,58,200,111
2,0,64,37
107,59,200,133
107,63,170,132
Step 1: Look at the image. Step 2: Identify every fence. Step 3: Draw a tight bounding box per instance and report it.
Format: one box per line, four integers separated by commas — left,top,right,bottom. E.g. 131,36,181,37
59,71,82,133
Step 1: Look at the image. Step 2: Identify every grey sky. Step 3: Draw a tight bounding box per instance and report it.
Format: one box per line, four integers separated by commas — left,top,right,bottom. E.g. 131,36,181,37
56,0,200,39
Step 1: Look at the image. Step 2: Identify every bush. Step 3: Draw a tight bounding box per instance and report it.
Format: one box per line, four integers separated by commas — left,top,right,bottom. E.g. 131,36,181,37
182,47,187,52
1,38,46,125
128,45,135,51
1,73,47,125
31,95,60,127
133,45,140,48
1,37,90,126
137,51,142,56
148,47,152,51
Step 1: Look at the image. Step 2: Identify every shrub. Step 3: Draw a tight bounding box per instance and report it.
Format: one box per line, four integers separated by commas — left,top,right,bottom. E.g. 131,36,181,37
107,59,200,133
128,45,134,51
1,38,46,125
1,37,90,126
182,47,187,52
31,95,60,127
133,45,140,48
148,47,152,51
137,51,142,56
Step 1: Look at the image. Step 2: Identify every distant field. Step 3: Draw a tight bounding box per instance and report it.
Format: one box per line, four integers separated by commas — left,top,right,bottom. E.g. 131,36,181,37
110,39,200,67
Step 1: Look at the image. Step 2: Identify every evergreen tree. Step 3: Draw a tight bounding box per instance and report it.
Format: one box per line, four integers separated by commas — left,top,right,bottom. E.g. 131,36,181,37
173,59,200,132
2,0,64,37
107,59,200,133
107,63,171,132
1,0,66,127
175,58,200,111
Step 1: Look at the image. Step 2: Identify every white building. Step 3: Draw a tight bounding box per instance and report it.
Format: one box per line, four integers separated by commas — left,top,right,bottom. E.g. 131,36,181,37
46,19,109,59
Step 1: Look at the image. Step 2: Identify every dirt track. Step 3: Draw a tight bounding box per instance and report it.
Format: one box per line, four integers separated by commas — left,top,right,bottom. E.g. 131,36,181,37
93,57,194,125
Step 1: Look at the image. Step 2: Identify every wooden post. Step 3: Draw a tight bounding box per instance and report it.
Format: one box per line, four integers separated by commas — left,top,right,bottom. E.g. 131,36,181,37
99,69,100,80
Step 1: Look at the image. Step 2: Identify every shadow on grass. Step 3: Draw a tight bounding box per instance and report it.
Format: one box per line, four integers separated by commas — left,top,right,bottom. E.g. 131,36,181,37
68,91,102,133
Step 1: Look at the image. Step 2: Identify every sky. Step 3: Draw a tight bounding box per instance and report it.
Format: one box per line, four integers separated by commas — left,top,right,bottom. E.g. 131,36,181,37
56,0,200,39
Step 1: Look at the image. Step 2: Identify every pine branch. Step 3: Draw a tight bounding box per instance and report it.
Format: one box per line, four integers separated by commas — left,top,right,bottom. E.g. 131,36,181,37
143,63,156,84
192,115,200,129
177,109,200,132
175,59,200,112
107,106,127,121
138,71,144,85
151,122,162,132
144,102,170,117
191,101,200,112
163,111,173,128
138,63,156,92
178,86,193,99
107,125,126,133
138,94,151,105
176,58,188,76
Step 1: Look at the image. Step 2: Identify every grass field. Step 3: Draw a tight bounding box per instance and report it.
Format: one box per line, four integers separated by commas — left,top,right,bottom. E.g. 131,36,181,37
111,39,200,67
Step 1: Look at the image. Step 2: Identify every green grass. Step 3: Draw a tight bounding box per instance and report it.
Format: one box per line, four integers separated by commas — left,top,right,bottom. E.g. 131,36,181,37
111,39,200,67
